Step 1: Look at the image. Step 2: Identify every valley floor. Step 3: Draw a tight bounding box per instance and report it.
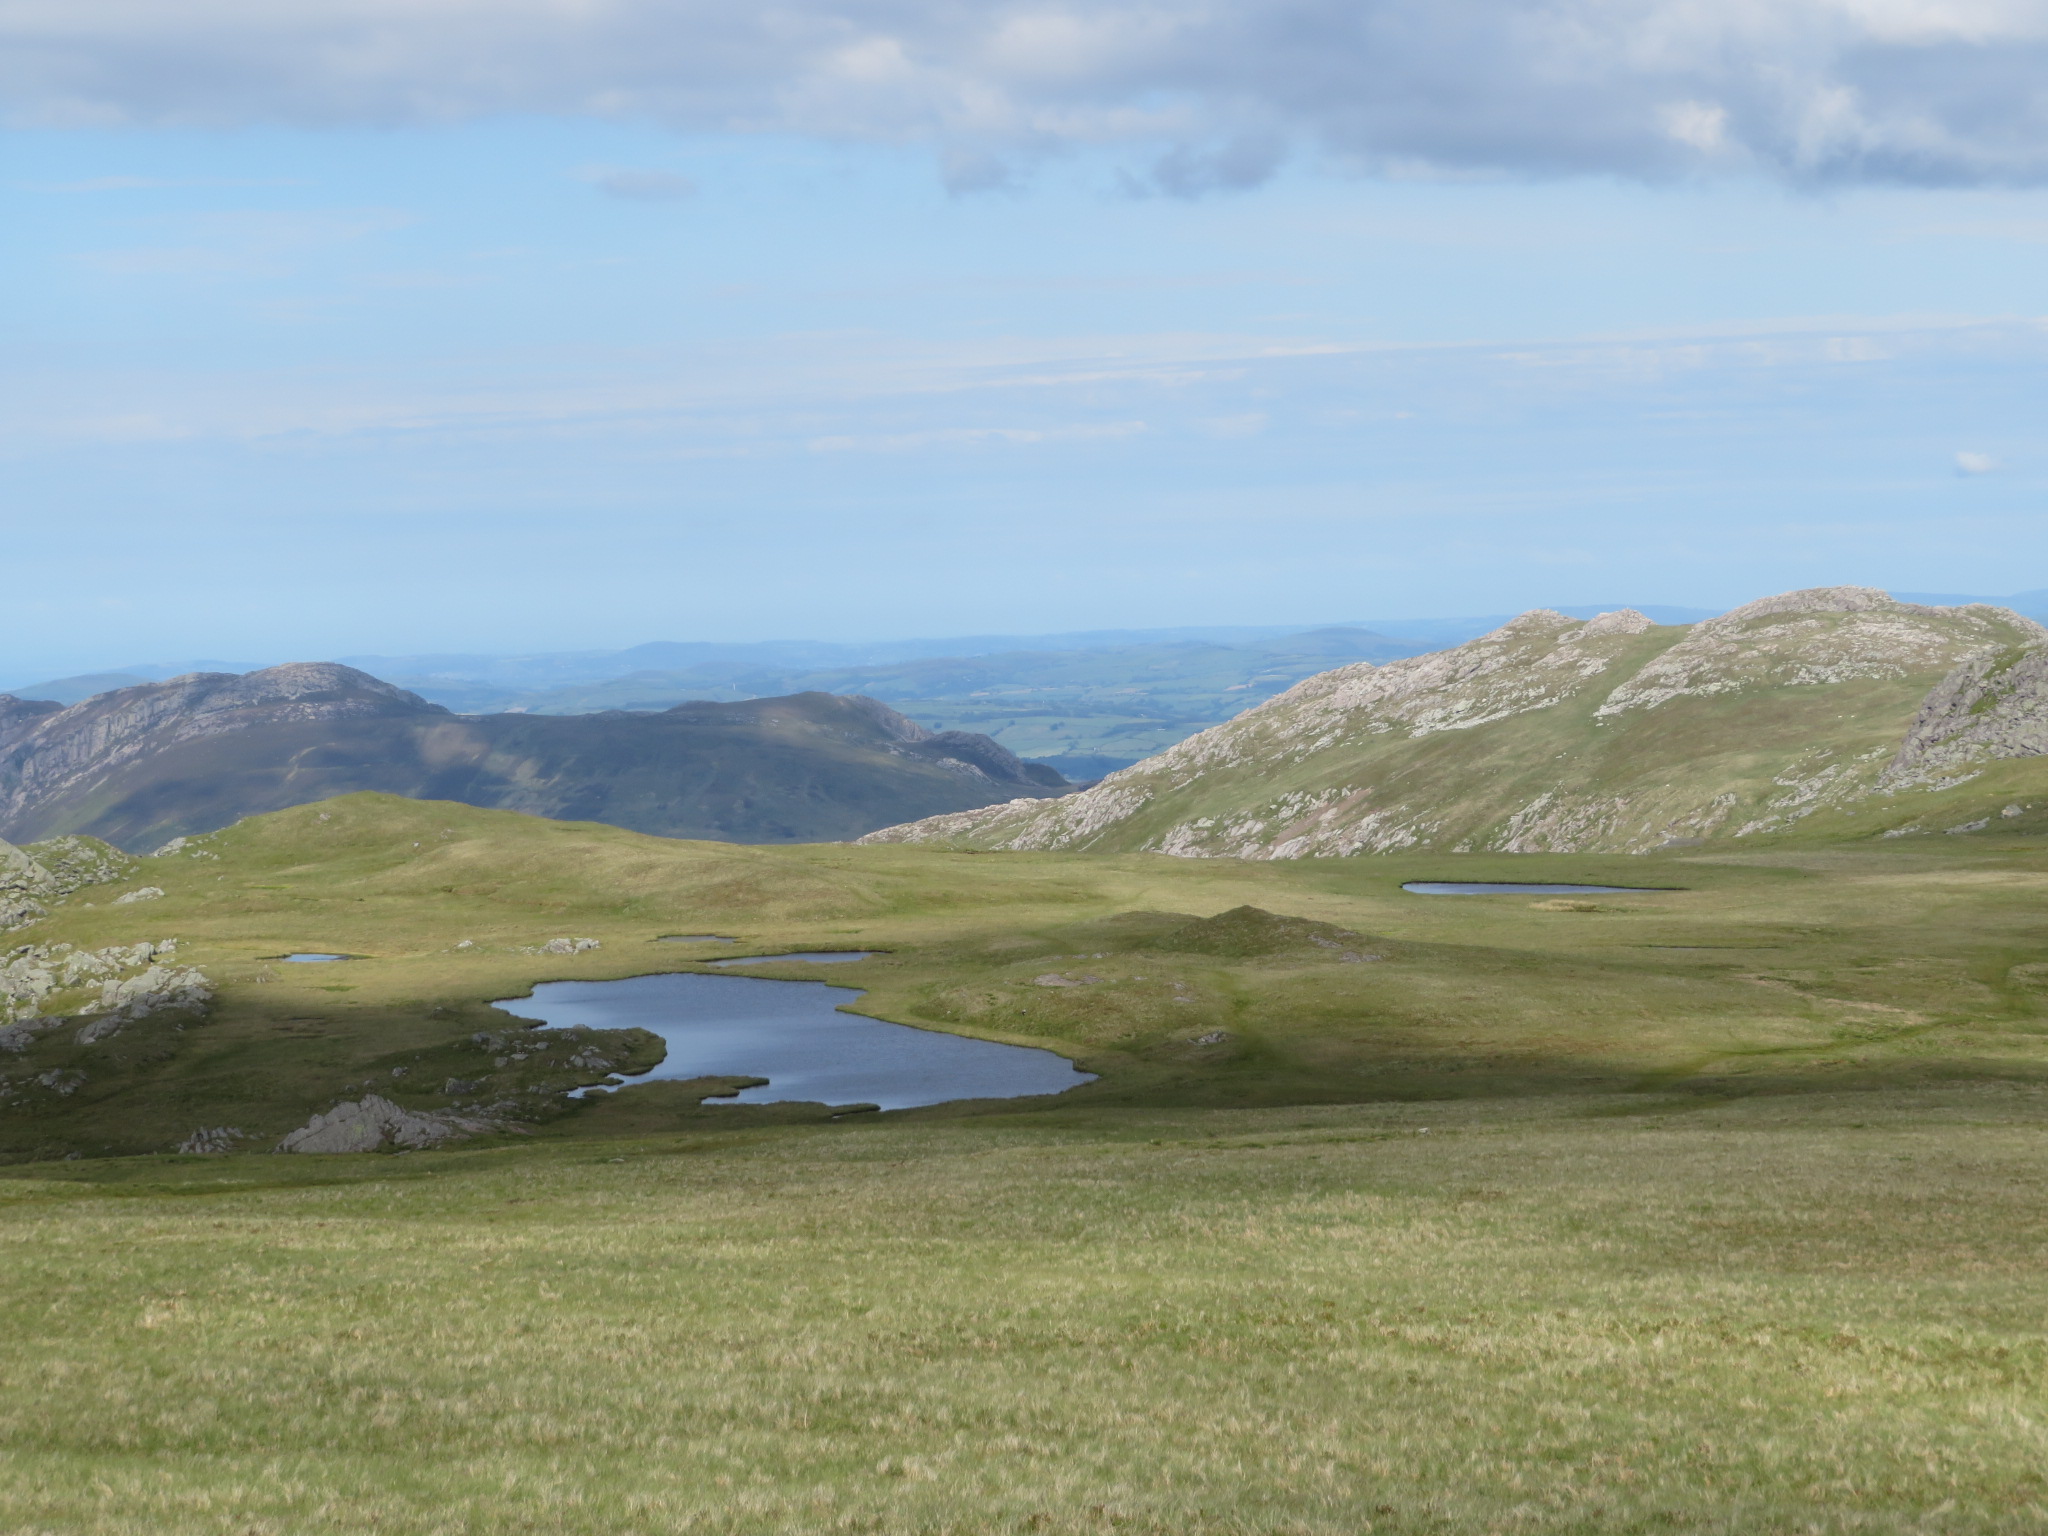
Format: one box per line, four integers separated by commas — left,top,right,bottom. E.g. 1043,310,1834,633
3,1086,2045,1534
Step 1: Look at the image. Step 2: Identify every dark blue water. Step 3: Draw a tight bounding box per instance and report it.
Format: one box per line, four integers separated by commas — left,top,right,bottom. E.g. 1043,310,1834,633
708,951,876,966
491,972,1094,1111
1402,882,1678,895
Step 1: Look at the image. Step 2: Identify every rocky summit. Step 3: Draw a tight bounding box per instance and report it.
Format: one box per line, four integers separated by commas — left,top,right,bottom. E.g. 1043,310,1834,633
861,587,2048,857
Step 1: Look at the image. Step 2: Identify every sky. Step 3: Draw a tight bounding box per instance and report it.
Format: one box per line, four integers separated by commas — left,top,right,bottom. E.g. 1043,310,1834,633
3,0,2046,678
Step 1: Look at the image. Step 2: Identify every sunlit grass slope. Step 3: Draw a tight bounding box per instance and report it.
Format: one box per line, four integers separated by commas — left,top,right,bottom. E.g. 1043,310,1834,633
15,790,2048,1156
3,1088,2048,1533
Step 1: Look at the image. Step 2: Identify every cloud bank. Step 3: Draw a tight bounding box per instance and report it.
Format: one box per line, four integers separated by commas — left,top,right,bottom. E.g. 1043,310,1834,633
4,0,2047,186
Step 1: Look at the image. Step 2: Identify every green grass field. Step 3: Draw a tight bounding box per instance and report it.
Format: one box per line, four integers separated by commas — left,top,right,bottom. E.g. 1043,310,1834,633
4,1089,2047,1533
6,793,2048,1530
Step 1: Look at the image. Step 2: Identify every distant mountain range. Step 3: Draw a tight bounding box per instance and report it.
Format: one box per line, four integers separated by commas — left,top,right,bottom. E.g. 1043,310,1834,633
864,588,2048,858
0,667,1065,852
6,607,1728,779
11,592,2044,814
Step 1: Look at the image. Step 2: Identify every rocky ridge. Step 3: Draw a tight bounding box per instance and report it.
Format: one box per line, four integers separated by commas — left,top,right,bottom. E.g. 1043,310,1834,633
861,588,2048,859
0,673,1065,849
0,664,439,836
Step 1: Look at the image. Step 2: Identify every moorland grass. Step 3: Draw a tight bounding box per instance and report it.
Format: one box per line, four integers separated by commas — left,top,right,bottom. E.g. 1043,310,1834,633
17,791,2048,1155
8,793,2048,1530
3,1087,2047,1534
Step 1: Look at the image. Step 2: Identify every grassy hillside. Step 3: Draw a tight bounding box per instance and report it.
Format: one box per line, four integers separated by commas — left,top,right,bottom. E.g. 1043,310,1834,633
13,790,2048,1158
867,590,2048,857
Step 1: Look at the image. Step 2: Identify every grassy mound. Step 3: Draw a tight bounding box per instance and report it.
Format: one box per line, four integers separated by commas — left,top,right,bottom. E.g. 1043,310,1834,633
1148,903,1373,957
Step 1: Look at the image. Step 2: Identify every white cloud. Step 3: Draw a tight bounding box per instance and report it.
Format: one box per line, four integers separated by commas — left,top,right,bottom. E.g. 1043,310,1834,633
1955,449,1998,473
4,0,2048,186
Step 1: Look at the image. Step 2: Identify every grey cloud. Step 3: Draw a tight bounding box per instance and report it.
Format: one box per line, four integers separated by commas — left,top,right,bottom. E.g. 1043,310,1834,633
1143,135,1286,197
5,1,2048,186
940,148,1016,195
579,167,697,201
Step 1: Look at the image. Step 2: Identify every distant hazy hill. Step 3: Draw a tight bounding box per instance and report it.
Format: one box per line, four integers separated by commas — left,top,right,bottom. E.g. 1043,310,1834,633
863,588,2048,858
0,666,1066,851
429,628,1434,779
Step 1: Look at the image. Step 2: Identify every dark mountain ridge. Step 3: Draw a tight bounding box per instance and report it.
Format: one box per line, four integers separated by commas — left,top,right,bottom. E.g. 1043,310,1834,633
0,665,1065,851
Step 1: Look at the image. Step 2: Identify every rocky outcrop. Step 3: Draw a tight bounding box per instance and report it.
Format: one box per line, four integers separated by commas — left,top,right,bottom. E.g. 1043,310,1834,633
0,1015,60,1053
1596,588,2041,716
0,833,137,932
177,1126,245,1154
1883,645,2048,787
275,1095,496,1153
26,836,135,893
0,839,57,931
75,963,214,1043
1,939,200,1035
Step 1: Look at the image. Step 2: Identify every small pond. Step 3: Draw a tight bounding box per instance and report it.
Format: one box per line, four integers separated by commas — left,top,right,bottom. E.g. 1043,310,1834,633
708,951,876,966
492,972,1094,1111
1402,882,1680,896
277,953,352,962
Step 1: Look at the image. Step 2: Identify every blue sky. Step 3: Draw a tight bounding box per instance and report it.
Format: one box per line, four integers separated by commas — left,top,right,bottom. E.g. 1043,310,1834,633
3,0,2046,677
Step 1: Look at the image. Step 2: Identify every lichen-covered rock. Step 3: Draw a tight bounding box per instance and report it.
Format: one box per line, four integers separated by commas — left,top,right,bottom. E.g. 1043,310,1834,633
0,1015,60,1053
1,938,187,1024
177,1126,244,1154
275,1095,495,1153
1595,589,2039,717
1882,645,2048,788
74,963,213,1043
0,834,142,932
112,887,164,904
0,838,55,932
24,835,135,894
541,937,600,955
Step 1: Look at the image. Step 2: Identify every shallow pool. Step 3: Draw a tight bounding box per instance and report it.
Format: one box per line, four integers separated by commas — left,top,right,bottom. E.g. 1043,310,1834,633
492,971,1094,1111
1401,882,1679,896
708,951,876,966
278,953,351,962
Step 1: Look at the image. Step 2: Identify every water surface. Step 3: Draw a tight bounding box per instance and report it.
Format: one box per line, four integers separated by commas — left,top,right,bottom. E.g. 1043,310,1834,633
278,953,350,962
709,951,876,966
1402,882,1678,896
493,971,1092,1111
